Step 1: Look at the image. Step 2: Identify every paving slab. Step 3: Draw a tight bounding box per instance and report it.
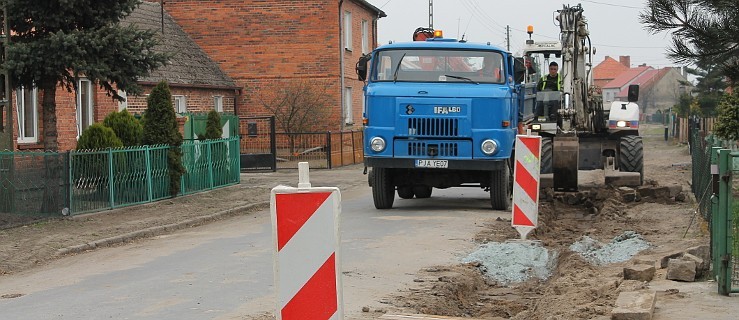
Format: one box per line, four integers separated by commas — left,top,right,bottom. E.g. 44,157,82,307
611,290,657,320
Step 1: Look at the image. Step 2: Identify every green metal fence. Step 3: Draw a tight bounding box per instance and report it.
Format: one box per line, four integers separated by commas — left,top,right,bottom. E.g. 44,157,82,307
689,132,739,295
0,151,70,228
70,137,240,215
714,148,738,295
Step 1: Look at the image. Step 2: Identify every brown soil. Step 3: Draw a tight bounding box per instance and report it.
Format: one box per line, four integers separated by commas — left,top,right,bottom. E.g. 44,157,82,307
383,124,708,319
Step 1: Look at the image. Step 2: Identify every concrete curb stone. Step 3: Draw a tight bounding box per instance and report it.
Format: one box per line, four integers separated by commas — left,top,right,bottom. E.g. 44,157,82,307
55,202,269,257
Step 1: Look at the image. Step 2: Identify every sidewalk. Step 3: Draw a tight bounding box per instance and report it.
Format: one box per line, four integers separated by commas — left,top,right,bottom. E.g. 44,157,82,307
0,164,367,276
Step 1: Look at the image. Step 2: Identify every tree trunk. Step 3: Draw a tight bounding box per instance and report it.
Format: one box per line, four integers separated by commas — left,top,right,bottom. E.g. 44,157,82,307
41,78,59,151
40,78,61,213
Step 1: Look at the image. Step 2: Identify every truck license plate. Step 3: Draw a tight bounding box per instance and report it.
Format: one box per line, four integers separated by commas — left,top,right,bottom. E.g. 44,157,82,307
415,159,448,168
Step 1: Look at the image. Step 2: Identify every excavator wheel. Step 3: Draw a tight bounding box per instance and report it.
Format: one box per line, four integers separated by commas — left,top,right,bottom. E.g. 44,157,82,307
540,137,553,174
618,135,644,185
397,186,414,199
371,168,395,209
413,186,433,198
490,162,512,210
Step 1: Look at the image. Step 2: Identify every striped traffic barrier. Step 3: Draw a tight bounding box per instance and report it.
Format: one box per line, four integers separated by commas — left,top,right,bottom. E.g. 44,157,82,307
271,162,343,320
512,134,542,240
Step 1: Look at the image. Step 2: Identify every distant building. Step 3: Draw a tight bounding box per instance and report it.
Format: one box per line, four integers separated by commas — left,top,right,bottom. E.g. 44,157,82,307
601,65,652,104
615,67,691,114
8,1,238,151
151,0,386,130
593,56,630,89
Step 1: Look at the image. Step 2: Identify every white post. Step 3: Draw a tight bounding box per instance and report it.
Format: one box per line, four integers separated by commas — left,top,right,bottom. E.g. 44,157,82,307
298,162,311,189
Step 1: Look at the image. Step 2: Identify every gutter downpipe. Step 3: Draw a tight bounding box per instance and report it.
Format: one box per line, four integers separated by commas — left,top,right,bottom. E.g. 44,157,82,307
339,0,345,131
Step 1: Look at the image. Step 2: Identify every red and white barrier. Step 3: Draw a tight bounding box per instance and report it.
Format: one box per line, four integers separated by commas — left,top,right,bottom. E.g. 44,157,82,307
271,163,343,320
511,135,542,240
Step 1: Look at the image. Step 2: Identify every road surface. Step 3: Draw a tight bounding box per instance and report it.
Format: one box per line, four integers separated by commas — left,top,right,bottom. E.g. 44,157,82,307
0,186,505,319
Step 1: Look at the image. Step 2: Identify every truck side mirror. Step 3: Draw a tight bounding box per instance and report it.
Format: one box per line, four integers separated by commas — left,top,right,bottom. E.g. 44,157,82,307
627,84,639,102
356,54,370,81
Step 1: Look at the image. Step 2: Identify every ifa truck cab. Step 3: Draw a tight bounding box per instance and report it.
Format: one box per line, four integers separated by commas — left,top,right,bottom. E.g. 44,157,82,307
356,30,525,210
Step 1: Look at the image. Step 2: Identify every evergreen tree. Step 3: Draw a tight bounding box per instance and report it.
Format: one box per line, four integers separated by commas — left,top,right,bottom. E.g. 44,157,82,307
142,81,184,197
76,124,124,150
640,0,739,85
103,109,143,147
714,94,739,142
203,110,223,140
4,0,168,151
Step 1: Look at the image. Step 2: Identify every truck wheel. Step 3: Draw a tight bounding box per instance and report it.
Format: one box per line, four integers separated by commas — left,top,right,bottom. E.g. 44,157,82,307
619,136,644,185
413,186,433,198
490,163,512,210
397,186,414,199
372,168,395,209
540,137,553,174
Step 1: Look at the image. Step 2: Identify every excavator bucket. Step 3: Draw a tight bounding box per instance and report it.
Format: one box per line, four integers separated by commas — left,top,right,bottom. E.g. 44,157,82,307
553,136,579,191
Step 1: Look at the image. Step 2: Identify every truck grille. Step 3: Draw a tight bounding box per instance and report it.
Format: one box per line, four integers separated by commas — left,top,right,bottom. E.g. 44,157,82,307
408,118,459,137
407,142,459,157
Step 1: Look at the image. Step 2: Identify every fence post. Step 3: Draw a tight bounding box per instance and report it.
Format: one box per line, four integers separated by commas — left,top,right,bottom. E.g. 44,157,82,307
270,116,277,172
716,149,731,295
208,141,214,190
145,145,153,202
326,131,332,169
340,130,344,167
108,148,115,209
351,130,356,164
68,151,74,215
710,147,721,279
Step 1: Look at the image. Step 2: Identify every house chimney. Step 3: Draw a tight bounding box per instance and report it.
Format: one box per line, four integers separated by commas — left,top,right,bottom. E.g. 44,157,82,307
619,56,630,68
605,55,611,61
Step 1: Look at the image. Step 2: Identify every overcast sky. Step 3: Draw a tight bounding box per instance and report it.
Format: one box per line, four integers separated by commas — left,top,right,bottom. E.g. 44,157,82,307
365,0,676,69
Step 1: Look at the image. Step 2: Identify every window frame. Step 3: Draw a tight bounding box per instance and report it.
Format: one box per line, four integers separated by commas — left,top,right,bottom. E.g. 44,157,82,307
361,19,369,54
117,90,128,111
173,95,187,113
76,79,94,137
344,11,353,51
214,95,223,112
16,87,38,144
344,87,353,125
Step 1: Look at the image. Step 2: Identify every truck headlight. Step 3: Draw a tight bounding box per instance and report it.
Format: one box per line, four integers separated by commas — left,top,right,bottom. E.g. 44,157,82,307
481,139,498,155
616,120,627,127
370,137,386,152
532,124,541,130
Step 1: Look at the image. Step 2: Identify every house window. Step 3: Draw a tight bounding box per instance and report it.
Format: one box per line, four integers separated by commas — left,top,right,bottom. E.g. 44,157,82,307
117,90,128,111
214,96,223,112
16,87,38,143
361,20,369,54
344,87,353,124
174,95,187,113
77,79,94,136
344,11,352,51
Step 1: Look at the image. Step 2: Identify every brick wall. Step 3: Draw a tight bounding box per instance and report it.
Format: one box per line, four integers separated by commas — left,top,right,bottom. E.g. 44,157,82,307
10,83,235,152
155,0,380,131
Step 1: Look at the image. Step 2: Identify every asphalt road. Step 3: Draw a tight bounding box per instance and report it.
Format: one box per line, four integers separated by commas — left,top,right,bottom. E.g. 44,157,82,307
0,186,506,320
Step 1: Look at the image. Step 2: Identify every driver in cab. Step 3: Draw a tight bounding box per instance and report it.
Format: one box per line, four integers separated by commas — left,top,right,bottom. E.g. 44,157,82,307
537,61,561,91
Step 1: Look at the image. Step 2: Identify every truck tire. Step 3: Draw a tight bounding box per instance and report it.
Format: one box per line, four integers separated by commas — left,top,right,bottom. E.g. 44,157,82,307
413,186,433,198
397,186,414,199
372,168,395,209
490,163,512,210
619,136,644,185
540,137,553,174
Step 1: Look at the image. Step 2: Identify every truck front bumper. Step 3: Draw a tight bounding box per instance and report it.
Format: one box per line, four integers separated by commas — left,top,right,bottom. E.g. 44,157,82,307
364,157,506,171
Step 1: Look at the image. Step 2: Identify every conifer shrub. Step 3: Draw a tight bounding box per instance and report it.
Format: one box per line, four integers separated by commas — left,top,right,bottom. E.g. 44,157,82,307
103,109,143,147
142,81,185,197
76,124,123,150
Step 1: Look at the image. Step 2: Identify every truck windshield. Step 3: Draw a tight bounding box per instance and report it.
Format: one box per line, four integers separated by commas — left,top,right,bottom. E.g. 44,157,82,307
372,49,506,84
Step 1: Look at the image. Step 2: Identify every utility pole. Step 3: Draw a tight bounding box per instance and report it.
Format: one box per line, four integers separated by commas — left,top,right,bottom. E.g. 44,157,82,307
429,0,433,29
506,25,511,51
0,4,11,151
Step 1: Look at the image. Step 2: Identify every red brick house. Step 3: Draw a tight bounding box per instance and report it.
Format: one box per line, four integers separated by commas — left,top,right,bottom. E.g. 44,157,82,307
3,1,239,151
152,0,386,130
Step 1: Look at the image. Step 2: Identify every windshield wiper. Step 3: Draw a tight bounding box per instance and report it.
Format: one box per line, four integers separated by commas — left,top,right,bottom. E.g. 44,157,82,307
392,53,407,83
444,74,479,84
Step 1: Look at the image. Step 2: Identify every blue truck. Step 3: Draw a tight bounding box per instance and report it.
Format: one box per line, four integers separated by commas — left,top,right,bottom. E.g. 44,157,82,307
356,29,531,210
